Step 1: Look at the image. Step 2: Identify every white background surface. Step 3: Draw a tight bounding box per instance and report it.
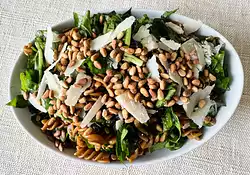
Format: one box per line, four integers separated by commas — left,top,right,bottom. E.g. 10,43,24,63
1,0,250,174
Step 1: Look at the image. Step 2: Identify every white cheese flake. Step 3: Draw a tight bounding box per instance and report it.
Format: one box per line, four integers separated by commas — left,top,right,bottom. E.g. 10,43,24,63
80,96,104,128
160,38,181,51
116,93,149,123
146,55,161,82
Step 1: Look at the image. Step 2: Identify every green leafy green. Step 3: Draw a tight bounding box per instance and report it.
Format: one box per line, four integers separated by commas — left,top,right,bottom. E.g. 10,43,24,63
78,10,92,37
34,41,44,82
161,108,181,143
73,12,80,27
116,124,138,162
123,52,143,66
149,18,182,42
156,86,176,108
164,137,186,150
161,9,178,19
133,14,152,33
149,141,166,152
20,70,39,92
7,95,28,108
124,27,132,46
149,136,186,152
209,50,231,92
83,57,110,74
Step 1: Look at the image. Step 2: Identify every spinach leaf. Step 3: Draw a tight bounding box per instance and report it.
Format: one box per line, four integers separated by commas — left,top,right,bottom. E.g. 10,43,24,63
209,50,231,92
161,9,178,20
149,18,182,42
34,41,45,82
20,69,39,92
7,95,28,108
120,8,132,19
103,13,122,34
161,108,181,143
116,124,138,162
79,10,92,37
164,137,186,151
149,141,166,152
83,57,110,74
149,136,186,152
73,12,80,27
91,13,103,36
156,86,176,108
133,14,152,33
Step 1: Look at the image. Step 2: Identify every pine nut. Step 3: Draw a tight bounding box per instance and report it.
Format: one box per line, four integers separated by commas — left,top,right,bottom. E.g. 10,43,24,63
115,102,121,109
183,90,191,97
129,66,137,76
191,79,201,86
111,40,117,49
100,48,107,57
160,80,166,90
173,95,179,102
138,79,147,88
167,100,176,107
186,69,193,78
147,78,156,85
134,93,141,102
142,67,149,74
94,61,102,69
108,108,119,114
140,87,149,97
77,78,87,86
138,73,145,79
180,96,189,103
102,109,108,118
192,86,199,92
160,73,169,79
110,50,117,59
107,89,114,97
69,60,76,67
171,52,177,61
178,69,186,77
204,69,209,77
128,83,136,90
198,99,206,108
209,73,216,81
135,48,142,55
149,89,157,99
60,104,68,113
127,90,134,99
114,89,125,96
159,53,167,62
131,76,140,82
170,64,176,73
106,101,115,108
49,90,54,99
115,53,122,62
157,89,164,100
140,55,148,62
125,48,135,54
146,101,154,108
122,109,129,119
149,84,157,89
121,62,129,70
84,103,92,111
141,48,148,56
91,53,99,62
83,89,94,96
42,90,50,99
123,76,130,89
183,77,188,86
70,106,75,115
79,97,86,103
